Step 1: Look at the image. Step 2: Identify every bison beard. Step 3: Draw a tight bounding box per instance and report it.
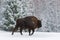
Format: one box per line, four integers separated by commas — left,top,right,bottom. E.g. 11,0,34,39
12,16,42,36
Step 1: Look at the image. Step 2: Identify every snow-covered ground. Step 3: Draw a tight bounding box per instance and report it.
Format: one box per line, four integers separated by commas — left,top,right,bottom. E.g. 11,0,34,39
0,30,60,40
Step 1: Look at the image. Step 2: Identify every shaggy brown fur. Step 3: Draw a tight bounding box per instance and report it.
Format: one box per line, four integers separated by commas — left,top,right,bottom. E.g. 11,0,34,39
12,16,42,36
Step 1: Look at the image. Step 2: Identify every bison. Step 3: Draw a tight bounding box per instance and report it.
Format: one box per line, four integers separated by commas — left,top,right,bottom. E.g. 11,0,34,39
12,16,42,36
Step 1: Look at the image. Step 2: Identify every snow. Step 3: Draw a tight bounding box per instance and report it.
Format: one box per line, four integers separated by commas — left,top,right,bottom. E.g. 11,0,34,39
0,30,60,40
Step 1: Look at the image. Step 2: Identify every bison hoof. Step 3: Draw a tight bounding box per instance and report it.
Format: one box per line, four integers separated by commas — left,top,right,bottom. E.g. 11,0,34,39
29,34,33,36
12,33,14,35
21,34,23,35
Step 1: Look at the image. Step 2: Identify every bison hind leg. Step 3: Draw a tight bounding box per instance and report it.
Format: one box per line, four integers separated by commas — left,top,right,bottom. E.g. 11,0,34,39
12,25,18,35
20,27,23,35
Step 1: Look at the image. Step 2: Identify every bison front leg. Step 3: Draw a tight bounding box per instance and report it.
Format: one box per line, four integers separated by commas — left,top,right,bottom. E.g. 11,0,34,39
20,27,23,35
29,29,31,36
31,29,34,35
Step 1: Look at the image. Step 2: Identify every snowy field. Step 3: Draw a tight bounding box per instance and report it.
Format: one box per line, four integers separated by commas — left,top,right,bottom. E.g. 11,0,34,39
0,31,60,40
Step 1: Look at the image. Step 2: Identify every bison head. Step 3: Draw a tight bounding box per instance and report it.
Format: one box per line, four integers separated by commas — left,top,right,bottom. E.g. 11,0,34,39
37,20,42,28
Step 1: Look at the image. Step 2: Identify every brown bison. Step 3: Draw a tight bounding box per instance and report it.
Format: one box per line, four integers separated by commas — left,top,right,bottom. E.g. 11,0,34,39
12,16,42,36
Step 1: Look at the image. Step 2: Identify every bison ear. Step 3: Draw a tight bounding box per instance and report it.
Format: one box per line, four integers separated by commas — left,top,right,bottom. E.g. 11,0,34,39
40,19,43,21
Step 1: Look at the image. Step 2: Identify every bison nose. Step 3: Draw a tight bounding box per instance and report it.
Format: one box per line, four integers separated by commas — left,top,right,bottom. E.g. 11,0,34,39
41,24,42,27
40,23,42,27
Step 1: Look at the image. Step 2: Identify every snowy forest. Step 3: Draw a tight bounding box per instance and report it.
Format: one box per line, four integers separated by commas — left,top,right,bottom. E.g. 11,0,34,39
0,0,60,32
